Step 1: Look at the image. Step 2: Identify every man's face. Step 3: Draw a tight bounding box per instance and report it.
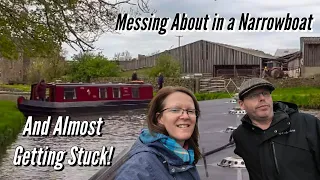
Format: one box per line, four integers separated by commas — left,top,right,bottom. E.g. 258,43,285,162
239,87,274,121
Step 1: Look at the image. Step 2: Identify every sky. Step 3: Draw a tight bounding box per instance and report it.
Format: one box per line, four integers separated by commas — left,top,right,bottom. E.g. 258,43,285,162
62,0,320,60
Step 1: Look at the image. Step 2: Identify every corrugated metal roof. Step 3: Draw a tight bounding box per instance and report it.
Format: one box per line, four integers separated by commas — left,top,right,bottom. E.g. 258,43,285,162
300,37,320,50
141,39,275,59
300,37,320,43
274,49,300,57
274,51,302,63
203,40,275,59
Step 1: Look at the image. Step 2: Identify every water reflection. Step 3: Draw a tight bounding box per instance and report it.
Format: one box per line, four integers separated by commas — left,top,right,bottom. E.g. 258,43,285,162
0,110,147,180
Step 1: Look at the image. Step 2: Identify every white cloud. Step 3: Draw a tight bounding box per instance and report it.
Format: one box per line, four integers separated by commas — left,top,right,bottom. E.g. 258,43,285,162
63,0,320,59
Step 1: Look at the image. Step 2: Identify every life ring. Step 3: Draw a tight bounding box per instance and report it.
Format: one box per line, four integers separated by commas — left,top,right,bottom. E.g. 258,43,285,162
17,96,25,104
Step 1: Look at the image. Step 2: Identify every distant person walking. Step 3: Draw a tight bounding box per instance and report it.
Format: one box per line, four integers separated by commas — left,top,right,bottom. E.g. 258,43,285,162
35,79,46,101
131,71,138,81
158,72,164,90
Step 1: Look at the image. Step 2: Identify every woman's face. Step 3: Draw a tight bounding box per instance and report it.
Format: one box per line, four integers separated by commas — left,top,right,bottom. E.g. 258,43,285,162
158,92,197,147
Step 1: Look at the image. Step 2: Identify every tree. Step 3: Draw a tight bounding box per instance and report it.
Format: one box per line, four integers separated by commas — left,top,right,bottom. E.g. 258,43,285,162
149,53,181,78
26,48,67,83
0,0,154,60
114,50,132,61
67,52,121,82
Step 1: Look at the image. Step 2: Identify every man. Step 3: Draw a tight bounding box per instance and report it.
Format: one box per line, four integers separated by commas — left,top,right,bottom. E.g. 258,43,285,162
131,71,138,81
35,79,47,101
232,78,320,180
157,72,164,90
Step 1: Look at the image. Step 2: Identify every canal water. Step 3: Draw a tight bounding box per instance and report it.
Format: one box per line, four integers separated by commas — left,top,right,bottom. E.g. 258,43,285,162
0,110,147,180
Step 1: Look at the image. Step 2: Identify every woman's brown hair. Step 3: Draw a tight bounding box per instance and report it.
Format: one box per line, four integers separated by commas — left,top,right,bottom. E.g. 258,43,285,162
145,86,201,163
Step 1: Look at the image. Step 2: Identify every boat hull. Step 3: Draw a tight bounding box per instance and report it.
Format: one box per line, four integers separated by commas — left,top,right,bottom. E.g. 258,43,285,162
17,99,151,117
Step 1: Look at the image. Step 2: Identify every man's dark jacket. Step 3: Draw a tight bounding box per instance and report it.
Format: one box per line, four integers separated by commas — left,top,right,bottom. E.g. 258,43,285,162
132,73,138,81
232,101,320,180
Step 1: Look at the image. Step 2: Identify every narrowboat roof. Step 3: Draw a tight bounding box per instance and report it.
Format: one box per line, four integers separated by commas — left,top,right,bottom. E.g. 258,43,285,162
32,82,153,87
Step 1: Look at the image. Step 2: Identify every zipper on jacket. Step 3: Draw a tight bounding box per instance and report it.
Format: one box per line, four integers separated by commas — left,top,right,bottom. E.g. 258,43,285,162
271,141,280,174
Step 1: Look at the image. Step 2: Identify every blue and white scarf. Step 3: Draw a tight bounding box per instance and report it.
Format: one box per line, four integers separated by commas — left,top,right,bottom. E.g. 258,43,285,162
139,128,195,165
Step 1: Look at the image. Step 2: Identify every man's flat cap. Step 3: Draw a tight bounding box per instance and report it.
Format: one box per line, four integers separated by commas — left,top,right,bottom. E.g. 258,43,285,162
238,78,275,100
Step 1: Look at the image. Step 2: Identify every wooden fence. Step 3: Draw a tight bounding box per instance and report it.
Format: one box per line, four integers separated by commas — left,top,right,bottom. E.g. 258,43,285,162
196,77,251,95
92,76,252,94
199,79,226,92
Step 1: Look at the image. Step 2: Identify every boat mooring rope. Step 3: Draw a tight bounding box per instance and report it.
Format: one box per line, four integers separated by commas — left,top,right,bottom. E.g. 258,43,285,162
203,141,235,157
201,133,235,177
203,133,235,157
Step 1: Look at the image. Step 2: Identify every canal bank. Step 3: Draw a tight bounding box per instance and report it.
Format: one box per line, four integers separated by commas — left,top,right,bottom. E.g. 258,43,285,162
0,101,25,155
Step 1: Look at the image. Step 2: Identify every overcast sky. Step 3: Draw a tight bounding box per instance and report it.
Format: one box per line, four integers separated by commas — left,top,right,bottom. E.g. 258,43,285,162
63,0,320,59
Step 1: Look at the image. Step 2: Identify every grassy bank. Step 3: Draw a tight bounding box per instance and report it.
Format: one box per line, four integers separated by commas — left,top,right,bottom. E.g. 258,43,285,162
0,101,25,153
193,87,320,109
0,84,31,92
195,92,232,101
272,87,320,109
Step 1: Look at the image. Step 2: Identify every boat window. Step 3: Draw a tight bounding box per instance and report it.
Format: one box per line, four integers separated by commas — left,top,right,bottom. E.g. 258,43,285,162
113,87,121,98
132,87,139,98
64,87,76,100
99,88,108,99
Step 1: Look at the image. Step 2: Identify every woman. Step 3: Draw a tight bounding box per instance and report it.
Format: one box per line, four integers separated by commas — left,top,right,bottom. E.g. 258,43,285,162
115,86,201,180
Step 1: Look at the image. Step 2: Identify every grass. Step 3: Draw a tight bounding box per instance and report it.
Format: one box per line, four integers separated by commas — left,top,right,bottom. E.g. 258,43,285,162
194,92,232,101
271,87,320,109
189,87,320,109
173,87,320,109
0,100,25,153
0,84,31,92
272,87,320,95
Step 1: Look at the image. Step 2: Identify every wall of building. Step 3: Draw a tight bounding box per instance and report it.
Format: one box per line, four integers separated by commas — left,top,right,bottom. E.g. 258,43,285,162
287,58,301,78
303,44,320,67
119,40,269,74
287,69,301,78
0,57,23,84
213,65,260,77
299,38,320,78
0,55,28,84
301,66,320,78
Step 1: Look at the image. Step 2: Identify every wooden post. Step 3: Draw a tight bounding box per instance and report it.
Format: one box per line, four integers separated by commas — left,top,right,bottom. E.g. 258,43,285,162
195,78,200,93
213,65,215,77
